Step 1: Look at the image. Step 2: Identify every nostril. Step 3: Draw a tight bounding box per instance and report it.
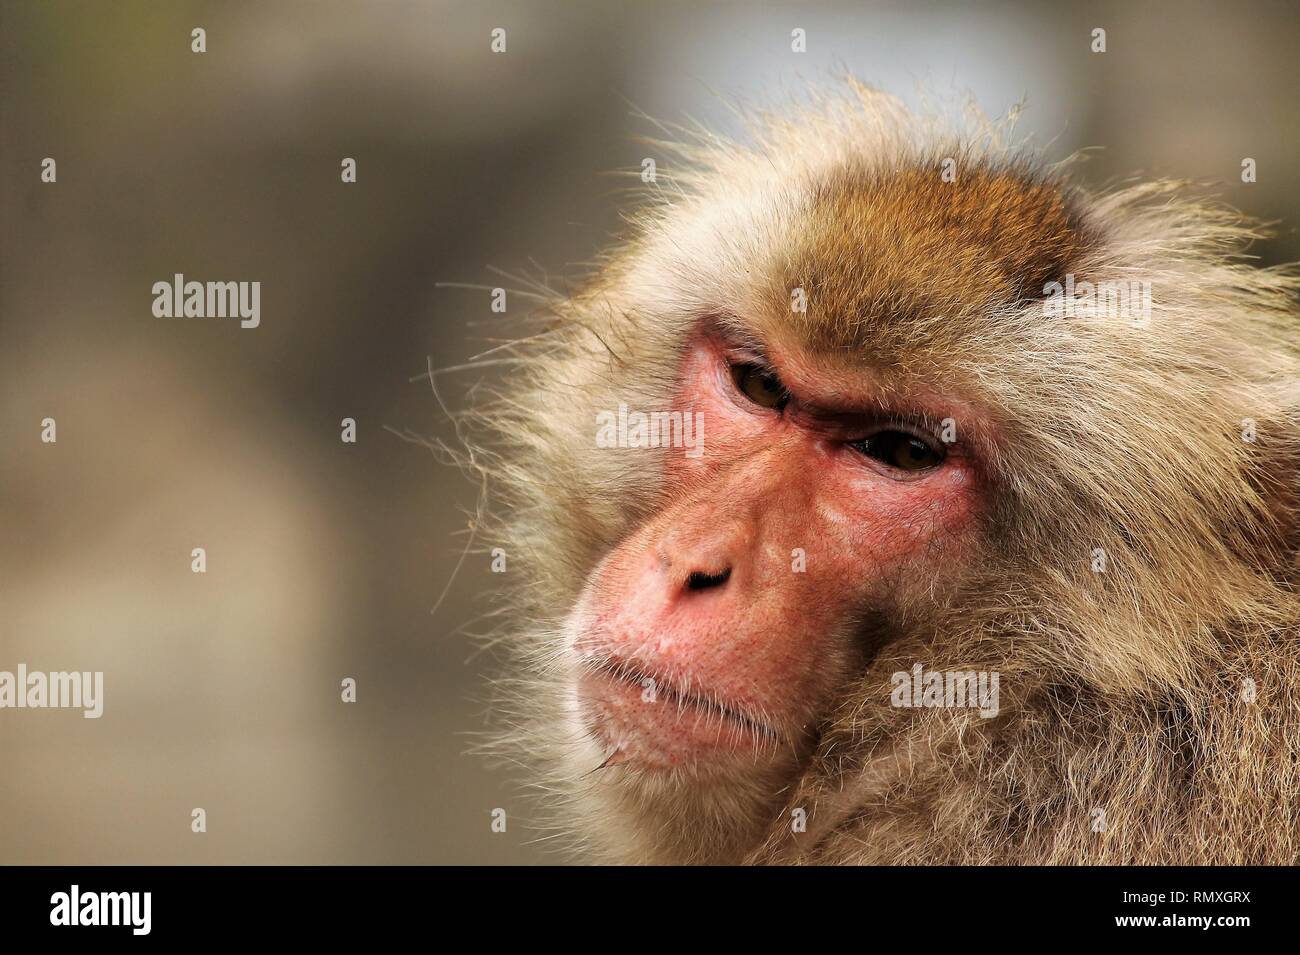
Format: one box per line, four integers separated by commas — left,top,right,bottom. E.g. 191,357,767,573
686,567,731,591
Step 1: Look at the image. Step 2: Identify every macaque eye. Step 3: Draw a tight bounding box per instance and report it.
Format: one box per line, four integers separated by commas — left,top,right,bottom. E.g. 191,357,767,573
730,363,788,410
852,430,945,472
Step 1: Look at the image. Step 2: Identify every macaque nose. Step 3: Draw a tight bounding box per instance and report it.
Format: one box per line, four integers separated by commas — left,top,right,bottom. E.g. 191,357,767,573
656,514,749,596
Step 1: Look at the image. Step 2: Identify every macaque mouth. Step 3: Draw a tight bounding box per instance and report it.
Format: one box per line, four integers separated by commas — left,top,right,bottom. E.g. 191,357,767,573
577,654,784,748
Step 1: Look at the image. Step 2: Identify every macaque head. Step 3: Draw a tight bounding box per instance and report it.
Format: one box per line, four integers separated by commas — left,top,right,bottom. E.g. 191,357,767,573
472,85,1300,864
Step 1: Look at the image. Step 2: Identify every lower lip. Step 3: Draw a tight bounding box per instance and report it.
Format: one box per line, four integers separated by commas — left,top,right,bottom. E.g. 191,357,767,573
576,667,775,770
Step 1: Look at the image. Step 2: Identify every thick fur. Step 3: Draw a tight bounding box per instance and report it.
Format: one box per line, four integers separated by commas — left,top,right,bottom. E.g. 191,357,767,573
458,81,1300,864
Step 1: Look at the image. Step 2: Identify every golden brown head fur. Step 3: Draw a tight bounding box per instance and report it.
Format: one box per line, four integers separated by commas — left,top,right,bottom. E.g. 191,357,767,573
459,81,1300,864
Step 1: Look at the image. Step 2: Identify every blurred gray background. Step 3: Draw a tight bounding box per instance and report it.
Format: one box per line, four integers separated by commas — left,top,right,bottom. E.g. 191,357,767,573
1,0,1296,864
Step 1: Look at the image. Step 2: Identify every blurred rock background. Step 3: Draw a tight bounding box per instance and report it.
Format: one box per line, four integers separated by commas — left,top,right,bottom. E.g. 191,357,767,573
1,0,1296,863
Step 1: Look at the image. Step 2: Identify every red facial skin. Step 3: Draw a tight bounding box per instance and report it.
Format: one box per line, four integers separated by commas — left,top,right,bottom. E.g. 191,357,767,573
572,330,983,774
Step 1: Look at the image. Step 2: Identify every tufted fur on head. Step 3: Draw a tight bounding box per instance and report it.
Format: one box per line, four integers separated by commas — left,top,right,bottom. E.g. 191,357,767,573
453,80,1300,864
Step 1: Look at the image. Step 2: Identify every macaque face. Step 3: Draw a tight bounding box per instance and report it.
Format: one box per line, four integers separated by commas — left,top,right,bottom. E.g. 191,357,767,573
570,321,985,781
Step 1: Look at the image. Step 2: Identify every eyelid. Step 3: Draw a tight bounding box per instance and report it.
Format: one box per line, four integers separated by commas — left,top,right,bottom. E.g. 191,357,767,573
856,414,955,451
864,420,942,446
722,346,774,373
712,339,957,451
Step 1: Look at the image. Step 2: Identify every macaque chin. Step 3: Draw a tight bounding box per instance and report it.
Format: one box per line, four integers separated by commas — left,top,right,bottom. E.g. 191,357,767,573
467,82,1300,865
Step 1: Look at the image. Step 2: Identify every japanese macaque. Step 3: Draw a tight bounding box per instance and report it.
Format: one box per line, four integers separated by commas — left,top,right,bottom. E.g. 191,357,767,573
464,82,1299,864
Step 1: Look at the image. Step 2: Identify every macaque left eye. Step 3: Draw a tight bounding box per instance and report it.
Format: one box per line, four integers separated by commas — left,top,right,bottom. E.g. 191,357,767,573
852,430,945,472
730,362,789,410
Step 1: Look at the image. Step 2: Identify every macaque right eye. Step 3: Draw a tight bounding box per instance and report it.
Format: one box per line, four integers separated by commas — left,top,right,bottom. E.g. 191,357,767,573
730,362,789,410
851,430,946,472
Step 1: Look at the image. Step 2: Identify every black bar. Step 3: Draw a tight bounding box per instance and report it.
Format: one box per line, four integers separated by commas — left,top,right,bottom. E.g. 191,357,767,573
0,866,1279,940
